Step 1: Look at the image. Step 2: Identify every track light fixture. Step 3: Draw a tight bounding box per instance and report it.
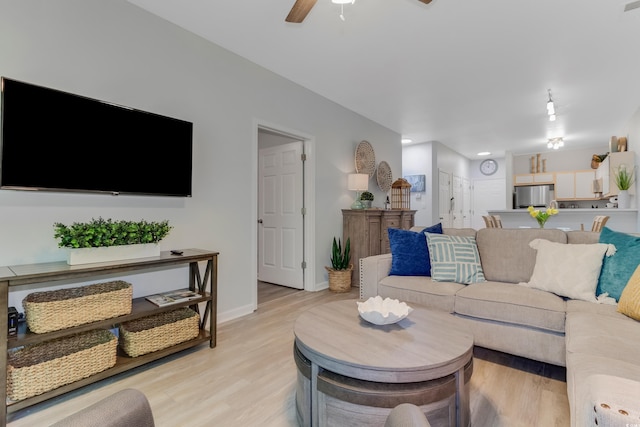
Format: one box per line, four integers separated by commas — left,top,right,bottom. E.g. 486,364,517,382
332,0,355,21
547,89,556,121
547,137,564,150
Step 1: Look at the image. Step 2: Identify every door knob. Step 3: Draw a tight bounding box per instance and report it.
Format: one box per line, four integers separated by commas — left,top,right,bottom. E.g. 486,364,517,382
258,219,263,224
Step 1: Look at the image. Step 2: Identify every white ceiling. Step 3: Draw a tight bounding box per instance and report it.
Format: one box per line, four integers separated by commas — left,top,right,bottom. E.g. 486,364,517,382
127,0,640,159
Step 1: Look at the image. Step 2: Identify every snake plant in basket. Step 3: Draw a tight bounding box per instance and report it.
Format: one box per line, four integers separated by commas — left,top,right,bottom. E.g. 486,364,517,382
326,237,352,293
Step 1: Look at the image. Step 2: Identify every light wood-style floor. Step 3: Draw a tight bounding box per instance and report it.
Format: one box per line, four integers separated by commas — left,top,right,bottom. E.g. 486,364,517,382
7,285,570,427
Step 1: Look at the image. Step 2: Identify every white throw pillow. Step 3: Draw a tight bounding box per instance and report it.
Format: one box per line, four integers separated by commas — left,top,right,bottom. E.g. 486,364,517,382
523,239,616,302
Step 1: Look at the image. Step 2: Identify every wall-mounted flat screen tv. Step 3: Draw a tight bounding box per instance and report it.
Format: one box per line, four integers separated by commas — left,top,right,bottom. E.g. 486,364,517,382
0,77,193,197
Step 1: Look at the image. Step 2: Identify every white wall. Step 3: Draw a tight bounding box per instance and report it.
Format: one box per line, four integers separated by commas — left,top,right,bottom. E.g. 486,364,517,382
0,0,401,321
402,143,434,225
435,143,471,178
401,141,471,226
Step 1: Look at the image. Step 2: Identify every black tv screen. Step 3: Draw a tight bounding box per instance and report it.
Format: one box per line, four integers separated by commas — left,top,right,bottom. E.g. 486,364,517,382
0,77,193,197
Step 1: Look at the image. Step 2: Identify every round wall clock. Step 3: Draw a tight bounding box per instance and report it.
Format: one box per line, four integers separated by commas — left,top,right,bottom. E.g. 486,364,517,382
480,159,498,176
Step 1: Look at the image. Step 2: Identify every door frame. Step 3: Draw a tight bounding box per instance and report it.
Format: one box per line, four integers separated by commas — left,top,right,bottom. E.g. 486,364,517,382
252,119,316,310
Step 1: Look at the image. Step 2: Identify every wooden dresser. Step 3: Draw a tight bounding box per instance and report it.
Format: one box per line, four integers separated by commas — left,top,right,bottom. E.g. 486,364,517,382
342,209,416,286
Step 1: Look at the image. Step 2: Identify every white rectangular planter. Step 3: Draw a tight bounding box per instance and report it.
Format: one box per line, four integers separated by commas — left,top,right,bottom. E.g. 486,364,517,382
67,243,161,265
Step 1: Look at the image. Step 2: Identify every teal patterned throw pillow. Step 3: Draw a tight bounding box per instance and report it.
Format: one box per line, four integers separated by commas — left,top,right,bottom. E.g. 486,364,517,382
425,233,485,284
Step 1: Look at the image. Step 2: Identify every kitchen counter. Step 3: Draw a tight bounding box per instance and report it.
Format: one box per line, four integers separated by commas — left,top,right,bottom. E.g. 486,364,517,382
488,209,638,233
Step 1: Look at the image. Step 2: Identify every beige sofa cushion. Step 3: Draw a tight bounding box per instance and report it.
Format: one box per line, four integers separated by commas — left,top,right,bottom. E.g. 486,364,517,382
566,311,640,364
455,281,566,333
566,230,600,244
476,228,567,283
378,275,464,313
566,299,623,318
410,226,476,238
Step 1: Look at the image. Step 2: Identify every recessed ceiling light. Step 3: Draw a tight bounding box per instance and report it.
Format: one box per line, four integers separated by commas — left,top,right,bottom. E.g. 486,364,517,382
401,138,412,144
477,152,491,156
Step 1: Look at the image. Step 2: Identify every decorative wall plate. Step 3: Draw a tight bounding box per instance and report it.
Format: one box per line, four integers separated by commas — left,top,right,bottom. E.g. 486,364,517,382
355,140,376,178
377,161,393,192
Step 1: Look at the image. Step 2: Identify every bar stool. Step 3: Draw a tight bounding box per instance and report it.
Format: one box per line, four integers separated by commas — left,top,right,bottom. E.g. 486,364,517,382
482,215,503,228
591,215,610,232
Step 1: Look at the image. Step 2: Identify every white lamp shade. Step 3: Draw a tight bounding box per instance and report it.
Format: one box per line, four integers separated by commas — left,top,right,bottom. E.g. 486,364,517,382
348,173,369,191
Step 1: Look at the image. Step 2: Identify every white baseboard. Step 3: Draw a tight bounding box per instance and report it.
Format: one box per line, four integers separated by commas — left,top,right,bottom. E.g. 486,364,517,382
217,303,256,324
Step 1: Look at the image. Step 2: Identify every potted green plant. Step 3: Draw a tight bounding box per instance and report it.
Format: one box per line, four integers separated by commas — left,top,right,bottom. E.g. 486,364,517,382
54,218,172,265
614,164,636,209
325,237,352,293
360,191,374,208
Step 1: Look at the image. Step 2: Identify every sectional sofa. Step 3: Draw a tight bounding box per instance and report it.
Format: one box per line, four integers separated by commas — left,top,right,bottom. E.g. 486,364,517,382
359,226,640,427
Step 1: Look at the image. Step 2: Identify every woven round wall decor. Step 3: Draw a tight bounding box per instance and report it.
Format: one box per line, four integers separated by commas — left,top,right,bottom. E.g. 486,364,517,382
377,161,393,192
355,140,376,178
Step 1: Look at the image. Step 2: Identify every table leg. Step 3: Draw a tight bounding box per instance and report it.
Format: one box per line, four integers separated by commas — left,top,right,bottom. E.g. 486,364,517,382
455,366,465,427
311,362,319,427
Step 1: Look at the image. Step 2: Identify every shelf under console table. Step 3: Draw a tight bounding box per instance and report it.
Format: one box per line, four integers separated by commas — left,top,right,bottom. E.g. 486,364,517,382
0,248,218,426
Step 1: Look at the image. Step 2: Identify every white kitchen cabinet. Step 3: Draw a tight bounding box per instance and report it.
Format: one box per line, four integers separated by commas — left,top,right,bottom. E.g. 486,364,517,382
575,170,596,198
555,172,575,200
534,173,554,183
514,173,554,186
555,170,596,200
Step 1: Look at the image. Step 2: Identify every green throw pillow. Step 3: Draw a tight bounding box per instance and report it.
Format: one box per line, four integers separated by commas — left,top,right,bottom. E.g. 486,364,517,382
425,233,485,284
597,227,640,301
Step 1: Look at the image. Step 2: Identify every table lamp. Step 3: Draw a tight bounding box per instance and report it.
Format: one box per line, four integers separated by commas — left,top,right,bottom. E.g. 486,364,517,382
348,173,369,210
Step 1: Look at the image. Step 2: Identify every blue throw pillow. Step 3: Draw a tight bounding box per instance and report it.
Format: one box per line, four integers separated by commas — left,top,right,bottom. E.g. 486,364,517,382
388,225,442,276
597,227,640,301
422,222,443,235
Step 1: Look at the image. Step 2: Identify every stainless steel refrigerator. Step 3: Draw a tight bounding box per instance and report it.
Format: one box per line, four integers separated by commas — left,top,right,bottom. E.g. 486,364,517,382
514,185,554,208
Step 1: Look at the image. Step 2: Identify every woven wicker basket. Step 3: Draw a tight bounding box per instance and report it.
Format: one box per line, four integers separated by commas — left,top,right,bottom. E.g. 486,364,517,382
119,307,200,357
7,329,117,401
325,265,353,293
23,280,133,333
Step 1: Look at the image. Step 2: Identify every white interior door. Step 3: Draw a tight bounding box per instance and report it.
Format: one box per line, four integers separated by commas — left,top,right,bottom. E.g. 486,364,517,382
438,170,452,228
258,141,304,289
472,178,507,229
462,177,471,228
452,174,464,228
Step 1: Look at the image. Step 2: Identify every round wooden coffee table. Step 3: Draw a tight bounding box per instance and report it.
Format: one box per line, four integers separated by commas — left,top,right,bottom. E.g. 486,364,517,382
293,300,473,427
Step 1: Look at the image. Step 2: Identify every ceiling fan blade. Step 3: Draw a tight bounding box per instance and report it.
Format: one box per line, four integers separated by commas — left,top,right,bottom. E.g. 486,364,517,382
624,0,640,12
286,0,318,23
418,0,433,4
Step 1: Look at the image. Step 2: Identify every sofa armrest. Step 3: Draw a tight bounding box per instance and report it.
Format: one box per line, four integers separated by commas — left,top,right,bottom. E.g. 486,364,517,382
385,403,431,427
359,254,392,300
580,375,640,427
50,388,155,427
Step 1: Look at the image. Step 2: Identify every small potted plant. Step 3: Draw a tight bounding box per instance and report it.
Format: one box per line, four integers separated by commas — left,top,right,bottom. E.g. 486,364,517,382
54,217,172,265
360,191,374,209
614,164,636,209
325,237,352,293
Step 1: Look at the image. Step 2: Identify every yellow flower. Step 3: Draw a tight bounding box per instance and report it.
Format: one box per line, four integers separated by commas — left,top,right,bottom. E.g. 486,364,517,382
527,205,559,228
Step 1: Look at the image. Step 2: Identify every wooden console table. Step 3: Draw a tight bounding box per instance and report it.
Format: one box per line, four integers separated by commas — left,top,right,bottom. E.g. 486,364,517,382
0,249,218,426
342,209,416,285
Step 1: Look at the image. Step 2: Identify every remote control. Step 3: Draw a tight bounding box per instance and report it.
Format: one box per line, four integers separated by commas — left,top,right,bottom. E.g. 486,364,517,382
170,250,183,256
